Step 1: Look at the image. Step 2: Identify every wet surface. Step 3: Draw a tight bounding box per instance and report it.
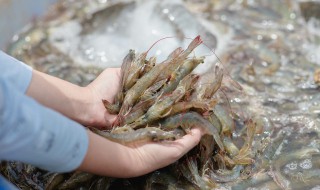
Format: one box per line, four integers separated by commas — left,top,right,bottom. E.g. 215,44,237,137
1,0,320,189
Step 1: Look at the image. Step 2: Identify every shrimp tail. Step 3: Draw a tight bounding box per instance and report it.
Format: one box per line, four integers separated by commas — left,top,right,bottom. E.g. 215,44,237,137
102,99,120,114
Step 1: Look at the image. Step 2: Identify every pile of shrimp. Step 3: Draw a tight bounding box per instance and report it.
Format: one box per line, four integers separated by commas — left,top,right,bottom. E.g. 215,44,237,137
67,35,257,190
0,35,257,190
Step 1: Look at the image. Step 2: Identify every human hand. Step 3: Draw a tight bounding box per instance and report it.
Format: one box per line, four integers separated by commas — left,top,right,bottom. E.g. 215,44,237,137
78,127,203,177
85,68,121,128
122,127,203,177
25,68,120,128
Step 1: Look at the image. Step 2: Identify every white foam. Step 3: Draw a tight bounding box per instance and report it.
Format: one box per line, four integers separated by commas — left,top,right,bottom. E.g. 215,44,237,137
299,158,312,170
48,0,225,70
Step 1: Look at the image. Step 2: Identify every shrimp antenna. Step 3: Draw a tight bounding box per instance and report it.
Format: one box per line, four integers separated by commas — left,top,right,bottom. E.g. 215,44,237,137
145,36,178,54
183,36,222,63
145,35,222,63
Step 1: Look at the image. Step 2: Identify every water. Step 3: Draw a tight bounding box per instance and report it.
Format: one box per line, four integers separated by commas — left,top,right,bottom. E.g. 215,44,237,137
46,0,221,69
1,0,320,189
204,0,320,189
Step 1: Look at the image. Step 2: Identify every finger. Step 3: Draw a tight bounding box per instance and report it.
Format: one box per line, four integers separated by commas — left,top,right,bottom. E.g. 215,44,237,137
124,128,203,176
140,128,202,171
149,127,203,159
104,112,117,128
147,127,203,155
173,127,203,154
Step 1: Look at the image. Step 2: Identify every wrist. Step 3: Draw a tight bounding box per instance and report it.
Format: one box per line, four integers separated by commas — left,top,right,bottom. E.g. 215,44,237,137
78,131,135,177
75,86,97,126
26,70,97,126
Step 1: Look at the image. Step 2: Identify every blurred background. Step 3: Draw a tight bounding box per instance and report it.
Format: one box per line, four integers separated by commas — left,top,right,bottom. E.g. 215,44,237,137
0,0,56,49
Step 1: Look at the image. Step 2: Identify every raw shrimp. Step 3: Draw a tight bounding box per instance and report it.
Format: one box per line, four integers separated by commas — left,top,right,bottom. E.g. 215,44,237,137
93,177,114,190
115,98,156,126
161,111,225,151
140,79,167,101
209,165,244,183
45,173,65,190
168,99,217,117
197,62,224,100
131,74,199,128
161,56,205,94
180,157,216,190
118,47,183,116
92,127,177,145
116,49,136,101
232,119,256,165
124,52,147,91
140,56,156,77
157,35,203,81
214,105,234,135
223,136,240,158
58,172,94,190
102,99,120,114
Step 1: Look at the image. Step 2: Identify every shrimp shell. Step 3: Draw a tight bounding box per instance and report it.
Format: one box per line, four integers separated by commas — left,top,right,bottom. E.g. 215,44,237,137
180,157,216,190
92,127,177,145
102,99,120,114
157,35,203,81
197,62,224,100
124,52,147,91
131,74,199,128
168,99,217,117
45,173,65,190
58,172,94,190
208,165,244,183
140,79,167,101
223,136,240,158
118,49,136,98
140,56,156,77
121,98,156,126
119,47,183,116
161,112,225,151
161,56,205,95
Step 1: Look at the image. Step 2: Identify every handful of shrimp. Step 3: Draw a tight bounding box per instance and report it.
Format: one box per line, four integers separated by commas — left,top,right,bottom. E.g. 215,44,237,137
93,35,256,187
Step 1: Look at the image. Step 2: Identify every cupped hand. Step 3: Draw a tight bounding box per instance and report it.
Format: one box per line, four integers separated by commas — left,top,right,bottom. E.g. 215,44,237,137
79,68,205,178
85,68,121,128
79,127,203,178
124,127,203,177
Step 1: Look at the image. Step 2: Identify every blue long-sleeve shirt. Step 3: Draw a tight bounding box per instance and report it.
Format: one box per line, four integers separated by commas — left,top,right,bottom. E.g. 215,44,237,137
0,51,89,189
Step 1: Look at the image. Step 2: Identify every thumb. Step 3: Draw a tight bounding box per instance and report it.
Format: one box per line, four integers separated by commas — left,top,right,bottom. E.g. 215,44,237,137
104,111,118,128
174,127,203,155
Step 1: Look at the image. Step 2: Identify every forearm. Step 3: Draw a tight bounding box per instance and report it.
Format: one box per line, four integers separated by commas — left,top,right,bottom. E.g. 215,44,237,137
78,131,161,178
78,131,134,178
0,80,88,172
26,70,93,125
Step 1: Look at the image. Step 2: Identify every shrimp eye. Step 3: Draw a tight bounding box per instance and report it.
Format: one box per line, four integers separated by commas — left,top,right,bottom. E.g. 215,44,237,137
151,133,158,141
149,131,158,141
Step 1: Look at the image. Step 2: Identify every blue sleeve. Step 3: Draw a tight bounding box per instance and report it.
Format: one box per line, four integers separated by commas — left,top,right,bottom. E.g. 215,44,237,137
0,52,89,173
0,51,32,93
0,175,19,190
